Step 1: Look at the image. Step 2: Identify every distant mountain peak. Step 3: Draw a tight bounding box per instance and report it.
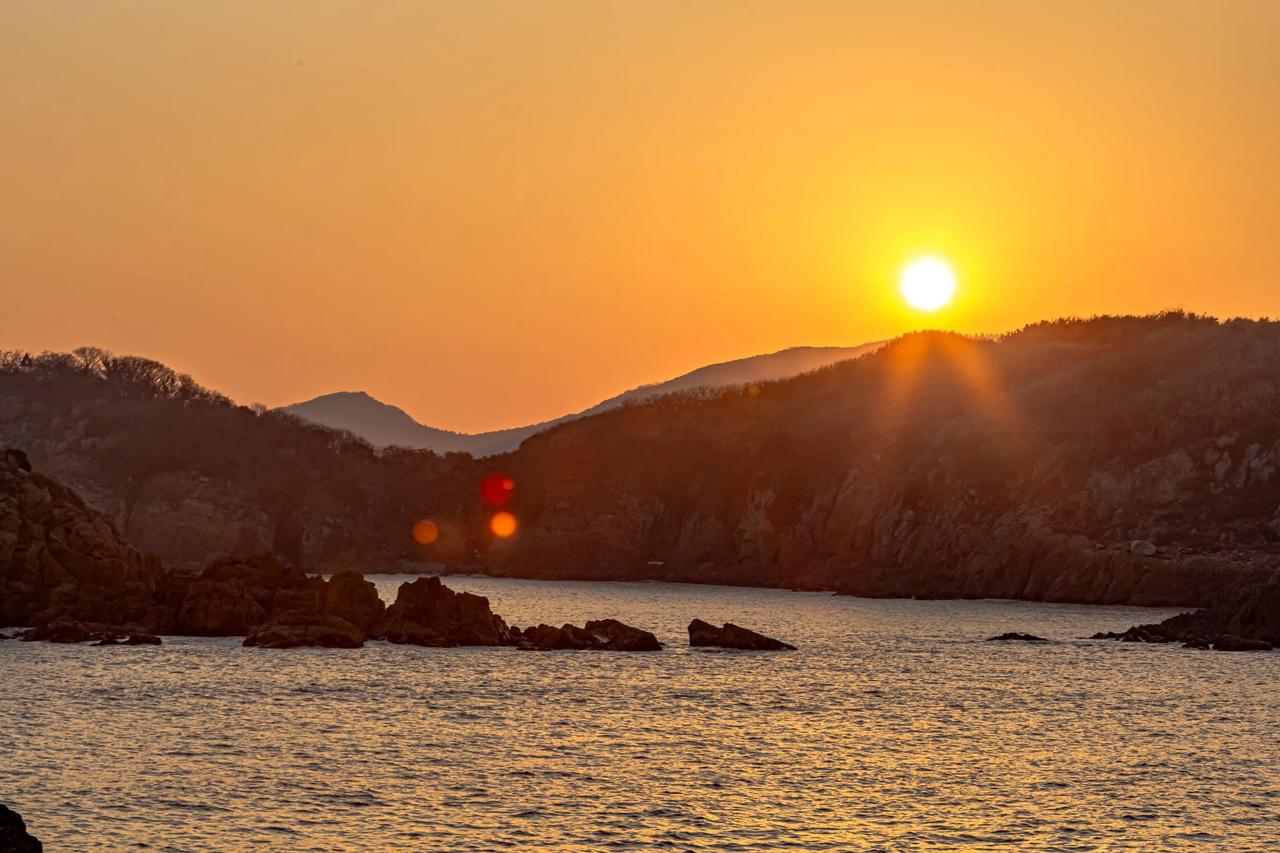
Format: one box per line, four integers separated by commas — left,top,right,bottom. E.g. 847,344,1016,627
281,341,884,456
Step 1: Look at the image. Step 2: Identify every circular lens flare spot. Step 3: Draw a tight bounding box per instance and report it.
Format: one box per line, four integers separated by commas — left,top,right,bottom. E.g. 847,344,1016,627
489,511,518,538
481,474,515,507
412,519,440,545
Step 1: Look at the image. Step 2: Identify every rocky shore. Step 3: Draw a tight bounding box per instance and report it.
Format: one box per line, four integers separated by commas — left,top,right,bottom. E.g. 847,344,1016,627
2,450,758,651
6,447,1278,653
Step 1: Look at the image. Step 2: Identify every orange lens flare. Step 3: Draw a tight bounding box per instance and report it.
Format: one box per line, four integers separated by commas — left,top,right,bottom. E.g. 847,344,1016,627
411,519,440,545
489,511,517,538
481,473,515,507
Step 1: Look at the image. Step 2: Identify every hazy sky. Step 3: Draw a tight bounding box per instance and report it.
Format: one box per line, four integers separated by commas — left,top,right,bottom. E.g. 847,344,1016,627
4,1,1278,431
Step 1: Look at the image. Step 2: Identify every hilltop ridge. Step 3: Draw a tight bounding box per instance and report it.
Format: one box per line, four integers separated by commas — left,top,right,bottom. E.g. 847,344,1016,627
280,343,884,456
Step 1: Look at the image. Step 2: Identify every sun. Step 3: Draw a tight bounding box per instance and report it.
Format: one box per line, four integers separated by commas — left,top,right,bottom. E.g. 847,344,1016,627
900,257,956,311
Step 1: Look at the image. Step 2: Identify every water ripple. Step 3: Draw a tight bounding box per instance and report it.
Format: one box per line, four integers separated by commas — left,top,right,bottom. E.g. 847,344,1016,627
3,576,1279,850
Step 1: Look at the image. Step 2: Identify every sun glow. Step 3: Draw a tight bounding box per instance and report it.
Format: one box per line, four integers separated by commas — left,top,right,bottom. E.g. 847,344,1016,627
900,258,956,311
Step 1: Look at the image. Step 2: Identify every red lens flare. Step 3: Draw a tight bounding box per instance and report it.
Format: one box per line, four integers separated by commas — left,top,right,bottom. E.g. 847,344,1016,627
480,473,515,507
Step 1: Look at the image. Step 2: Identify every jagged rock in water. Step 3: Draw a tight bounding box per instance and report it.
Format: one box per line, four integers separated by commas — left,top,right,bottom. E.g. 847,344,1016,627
19,621,160,645
687,619,796,650
91,633,162,646
0,804,42,852
986,632,1051,643
243,616,365,649
237,568,384,648
378,576,511,647
172,553,307,636
322,570,385,635
513,618,662,651
1095,578,1280,651
584,618,662,651
1211,634,1273,652
0,448,169,630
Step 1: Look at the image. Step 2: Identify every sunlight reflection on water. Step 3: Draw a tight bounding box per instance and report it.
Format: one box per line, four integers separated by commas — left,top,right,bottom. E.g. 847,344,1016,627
4,576,1279,851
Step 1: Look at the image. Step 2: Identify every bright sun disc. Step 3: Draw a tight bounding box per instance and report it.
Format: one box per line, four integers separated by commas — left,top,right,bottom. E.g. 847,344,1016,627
900,258,956,311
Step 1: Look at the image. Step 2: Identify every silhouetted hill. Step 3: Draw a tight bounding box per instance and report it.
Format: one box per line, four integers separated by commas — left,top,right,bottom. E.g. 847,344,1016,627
281,344,884,455
3,314,1279,607
479,312,1280,604
0,347,484,571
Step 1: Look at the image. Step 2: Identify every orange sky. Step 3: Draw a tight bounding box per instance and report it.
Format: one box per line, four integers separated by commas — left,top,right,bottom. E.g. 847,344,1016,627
3,1,1279,432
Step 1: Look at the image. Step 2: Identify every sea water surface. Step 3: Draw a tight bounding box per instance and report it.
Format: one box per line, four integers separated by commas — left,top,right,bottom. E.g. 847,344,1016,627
3,576,1279,851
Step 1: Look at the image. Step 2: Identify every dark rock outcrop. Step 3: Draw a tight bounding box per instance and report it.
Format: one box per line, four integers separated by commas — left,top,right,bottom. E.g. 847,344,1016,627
1,448,169,630
93,633,162,646
243,616,365,649
1211,634,1273,652
688,619,795,650
513,618,662,651
584,618,662,651
378,576,511,646
1096,578,1280,651
19,621,161,645
172,553,306,636
987,632,1050,643
0,803,42,852
323,570,385,636
1,453,388,647
172,555,386,647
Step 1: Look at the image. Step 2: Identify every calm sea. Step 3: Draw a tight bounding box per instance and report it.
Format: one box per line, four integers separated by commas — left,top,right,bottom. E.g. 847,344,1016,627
3,576,1279,851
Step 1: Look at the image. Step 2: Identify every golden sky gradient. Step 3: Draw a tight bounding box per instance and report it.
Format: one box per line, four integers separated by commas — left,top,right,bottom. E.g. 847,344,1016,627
3,1,1279,431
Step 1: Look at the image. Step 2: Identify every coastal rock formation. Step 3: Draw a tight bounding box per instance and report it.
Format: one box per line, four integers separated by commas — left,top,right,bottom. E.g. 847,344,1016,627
217,565,384,648
584,618,663,651
173,553,309,636
1,452,389,647
513,618,662,651
378,576,511,646
20,622,161,645
1,447,168,630
172,554,390,646
0,803,42,852
243,616,365,649
1096,577,1280,651
323,570,386,636
1211,635,1272,652
987,632,1050,642
688,619,795,650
